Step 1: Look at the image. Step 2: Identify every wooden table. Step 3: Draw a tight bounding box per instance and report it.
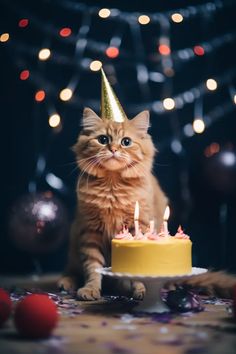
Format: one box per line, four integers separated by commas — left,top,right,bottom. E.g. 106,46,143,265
0,274,236,354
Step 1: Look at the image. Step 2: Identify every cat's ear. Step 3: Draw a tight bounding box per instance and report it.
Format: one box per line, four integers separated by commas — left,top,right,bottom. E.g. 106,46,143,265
131,110,150,137
82,107,102,130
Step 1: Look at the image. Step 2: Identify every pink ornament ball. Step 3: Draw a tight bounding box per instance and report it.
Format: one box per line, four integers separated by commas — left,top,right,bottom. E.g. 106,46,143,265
14,294,58,338
233,285,236,320
0,288,12,326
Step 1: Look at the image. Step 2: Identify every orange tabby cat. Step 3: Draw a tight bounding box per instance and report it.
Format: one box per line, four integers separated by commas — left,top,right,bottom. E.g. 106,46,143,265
59,107,167,300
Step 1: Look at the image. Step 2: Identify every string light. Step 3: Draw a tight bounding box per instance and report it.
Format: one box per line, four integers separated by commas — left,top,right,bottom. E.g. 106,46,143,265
206,78,218,91
193,45,205,56
59,88,73,101
0,33,10,42
49,113,61,128
38,48,51,61
105,47,119,58
193,118,205,133
163,98,175,110
158,44,171,56
138,15,150,25
98,8,111,18
171,13,184,23
89,60,102,71
59,27,72,37
35,90,46,102
57,0,227,23
18,19,29,28
20,70,30,80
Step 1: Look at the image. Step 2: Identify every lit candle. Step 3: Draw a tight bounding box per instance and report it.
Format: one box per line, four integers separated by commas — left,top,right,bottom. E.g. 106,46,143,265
163,206,170,236
134,201,139,237
149,220,155,234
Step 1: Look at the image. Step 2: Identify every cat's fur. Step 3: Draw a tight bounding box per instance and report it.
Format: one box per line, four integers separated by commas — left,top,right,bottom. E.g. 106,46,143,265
59,108,236,300
59,108,167,300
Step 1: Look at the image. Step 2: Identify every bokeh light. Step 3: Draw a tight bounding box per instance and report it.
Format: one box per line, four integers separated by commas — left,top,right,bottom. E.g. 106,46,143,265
38,48,51,61
234,94,236,104
0,33,10,42
138,15,150,25
90,60,102,71
163,98,175,110
171,13,184,23
59,27,72,37
35,90,46,102
49,114,61,128
98,8,111,18
20,70,30,80
59,88,73,101
193,45,205,56
158,44,171,56
193,118,205,133
18,19,29,28
164,67,175,77
204,142,220,157
106,47,119,58
206,78,217,91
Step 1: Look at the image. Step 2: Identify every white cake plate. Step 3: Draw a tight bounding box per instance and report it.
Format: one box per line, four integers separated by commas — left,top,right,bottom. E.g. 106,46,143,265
96,267,207,313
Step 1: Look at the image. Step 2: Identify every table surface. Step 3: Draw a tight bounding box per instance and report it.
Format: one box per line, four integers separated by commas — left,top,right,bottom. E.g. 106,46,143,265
0,274,236,354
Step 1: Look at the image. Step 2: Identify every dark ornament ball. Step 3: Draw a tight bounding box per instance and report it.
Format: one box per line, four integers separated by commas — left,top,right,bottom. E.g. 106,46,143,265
166,286,203,313
9,191,69,254
204,149,236,197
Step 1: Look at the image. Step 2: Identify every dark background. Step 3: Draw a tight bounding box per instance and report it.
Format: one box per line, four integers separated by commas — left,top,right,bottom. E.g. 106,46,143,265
1,0,236,275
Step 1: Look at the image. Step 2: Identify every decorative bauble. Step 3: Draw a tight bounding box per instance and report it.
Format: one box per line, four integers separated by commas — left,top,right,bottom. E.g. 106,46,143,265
0,289,12,326
232,284,236,320
204,149,236,197
9,191,69,253
166,286,203,313
14,294,58,338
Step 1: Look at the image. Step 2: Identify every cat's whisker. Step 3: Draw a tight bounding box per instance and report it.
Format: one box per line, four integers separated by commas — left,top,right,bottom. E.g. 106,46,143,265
77,159,98,189
120,152,150,179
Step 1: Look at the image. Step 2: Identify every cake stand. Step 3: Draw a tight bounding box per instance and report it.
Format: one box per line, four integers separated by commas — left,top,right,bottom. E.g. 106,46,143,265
96,267,207,313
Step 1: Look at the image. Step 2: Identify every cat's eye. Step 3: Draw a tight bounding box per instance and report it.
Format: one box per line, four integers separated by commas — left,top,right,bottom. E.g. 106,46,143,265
121,137,132,147
97,135,109,145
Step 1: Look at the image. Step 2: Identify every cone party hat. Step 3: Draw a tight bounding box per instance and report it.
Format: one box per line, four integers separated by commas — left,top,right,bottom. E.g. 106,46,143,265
100,68,127,122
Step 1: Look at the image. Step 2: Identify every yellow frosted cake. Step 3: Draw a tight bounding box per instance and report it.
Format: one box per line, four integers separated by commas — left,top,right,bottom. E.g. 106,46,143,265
111,226,192,276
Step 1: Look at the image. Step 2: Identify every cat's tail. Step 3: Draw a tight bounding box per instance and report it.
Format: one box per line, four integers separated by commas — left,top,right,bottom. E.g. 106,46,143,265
167,270,236,299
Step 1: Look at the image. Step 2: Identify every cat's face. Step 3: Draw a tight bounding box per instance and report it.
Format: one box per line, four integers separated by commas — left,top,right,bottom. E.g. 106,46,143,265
74,108,155,178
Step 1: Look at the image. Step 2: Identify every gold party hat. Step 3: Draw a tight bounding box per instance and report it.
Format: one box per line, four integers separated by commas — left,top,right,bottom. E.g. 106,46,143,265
101,68,127,122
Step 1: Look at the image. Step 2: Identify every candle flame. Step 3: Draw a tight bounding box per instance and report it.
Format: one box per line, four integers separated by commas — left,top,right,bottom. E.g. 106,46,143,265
163,206,170,221
134,201,139,220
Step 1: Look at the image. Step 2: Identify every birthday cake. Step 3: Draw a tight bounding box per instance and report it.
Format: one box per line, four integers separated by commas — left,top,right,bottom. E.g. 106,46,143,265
111,226,192,276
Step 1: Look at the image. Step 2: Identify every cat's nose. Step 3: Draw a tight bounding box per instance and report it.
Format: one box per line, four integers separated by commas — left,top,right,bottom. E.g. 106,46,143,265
110,146,118,153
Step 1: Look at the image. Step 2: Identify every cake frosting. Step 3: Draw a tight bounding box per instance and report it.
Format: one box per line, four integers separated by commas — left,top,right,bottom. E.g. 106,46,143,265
111,227,192,276
115,226,133,240
173,225,189,239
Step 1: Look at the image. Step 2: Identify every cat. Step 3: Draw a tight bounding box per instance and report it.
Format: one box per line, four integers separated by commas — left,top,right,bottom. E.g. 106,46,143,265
59,107,236,300
58,107,168,300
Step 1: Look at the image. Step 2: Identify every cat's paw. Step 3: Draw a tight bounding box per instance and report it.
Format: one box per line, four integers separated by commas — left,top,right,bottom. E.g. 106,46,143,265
58,276,76,292
77,286,101,301
132,281,146,300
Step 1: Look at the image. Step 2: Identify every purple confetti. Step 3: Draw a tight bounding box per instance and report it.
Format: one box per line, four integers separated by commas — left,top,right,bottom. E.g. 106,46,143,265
101,321,108,326
152,337,184,346
151,312,173,323
104,342,134,354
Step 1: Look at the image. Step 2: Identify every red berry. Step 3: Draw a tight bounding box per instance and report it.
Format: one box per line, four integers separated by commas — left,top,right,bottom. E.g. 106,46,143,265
14,294,58,338
0,288,12,326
